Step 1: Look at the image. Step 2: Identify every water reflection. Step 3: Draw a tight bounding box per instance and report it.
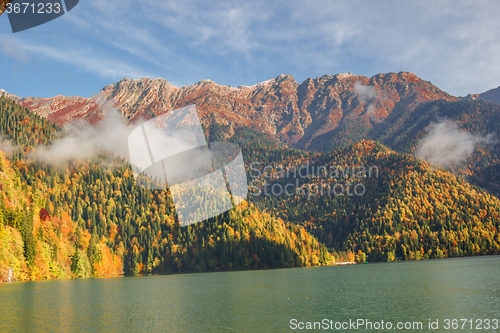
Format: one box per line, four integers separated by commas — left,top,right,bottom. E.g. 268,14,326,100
0,256,498,332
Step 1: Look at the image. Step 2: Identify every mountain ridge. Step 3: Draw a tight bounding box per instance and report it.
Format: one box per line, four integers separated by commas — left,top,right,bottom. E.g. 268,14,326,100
1,91,500,281
17,71,458,150
0,89,20,102
462,85,500,105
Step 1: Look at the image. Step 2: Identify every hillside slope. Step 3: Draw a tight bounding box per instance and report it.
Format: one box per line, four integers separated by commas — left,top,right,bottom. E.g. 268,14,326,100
0,97,333,282
242,136,500,261
2,92,500,282
463,85,500,105
371,99,500,196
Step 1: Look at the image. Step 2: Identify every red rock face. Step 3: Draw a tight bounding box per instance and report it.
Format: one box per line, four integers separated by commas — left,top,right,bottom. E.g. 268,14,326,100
18,96,101,125
18,72,457,149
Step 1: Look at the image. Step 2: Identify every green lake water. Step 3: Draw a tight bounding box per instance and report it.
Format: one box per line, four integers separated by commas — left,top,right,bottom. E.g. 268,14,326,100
1,256,499,332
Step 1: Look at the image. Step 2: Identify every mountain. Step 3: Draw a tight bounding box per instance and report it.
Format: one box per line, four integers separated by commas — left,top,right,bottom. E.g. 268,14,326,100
369,98,500,197
18,72,457,150
462,85,500,105
1,94,500,282
243,137,500,260
479,86,500,105
14,73,500,197
0,96,334,282
18,95,101,124
0,89,20,102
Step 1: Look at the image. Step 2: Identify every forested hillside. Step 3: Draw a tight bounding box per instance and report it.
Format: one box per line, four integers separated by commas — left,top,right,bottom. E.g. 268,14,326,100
240,134,500,262
16,74,500,198
0,97,333,282
1,95,500,283
370,99,500,196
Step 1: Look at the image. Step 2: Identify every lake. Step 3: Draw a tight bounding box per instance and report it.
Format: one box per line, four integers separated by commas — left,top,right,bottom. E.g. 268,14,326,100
1,256,499,332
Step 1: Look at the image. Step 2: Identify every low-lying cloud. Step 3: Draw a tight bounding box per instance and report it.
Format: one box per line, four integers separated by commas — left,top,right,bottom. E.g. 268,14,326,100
354,81,377,102
0,136,16,155
416,119,495,168
353,81,382,122
29,102,217,187
30,101,133,166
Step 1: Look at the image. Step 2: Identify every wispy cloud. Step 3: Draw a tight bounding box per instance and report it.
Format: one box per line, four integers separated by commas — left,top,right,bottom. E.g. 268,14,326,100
18,42,151,80
0,36,29,62
2,0,500,97
150,1,269,54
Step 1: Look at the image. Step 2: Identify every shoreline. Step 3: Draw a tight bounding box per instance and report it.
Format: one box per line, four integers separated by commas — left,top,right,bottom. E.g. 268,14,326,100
3,254,500,285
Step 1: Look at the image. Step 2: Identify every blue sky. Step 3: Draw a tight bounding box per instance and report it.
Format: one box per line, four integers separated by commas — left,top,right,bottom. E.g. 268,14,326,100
1,0,499,98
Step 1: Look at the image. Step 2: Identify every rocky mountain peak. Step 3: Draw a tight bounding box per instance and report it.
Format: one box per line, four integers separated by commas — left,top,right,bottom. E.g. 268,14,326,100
0,89,20,102
17,72,459,149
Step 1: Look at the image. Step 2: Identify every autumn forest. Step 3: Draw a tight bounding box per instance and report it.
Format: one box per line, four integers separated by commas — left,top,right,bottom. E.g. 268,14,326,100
1,96,499,282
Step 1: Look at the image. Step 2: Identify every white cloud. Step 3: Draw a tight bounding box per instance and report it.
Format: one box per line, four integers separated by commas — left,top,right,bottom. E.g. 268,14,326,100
30,100,134,166
354,82,377,103
416,119,495,168
353,81,382,122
